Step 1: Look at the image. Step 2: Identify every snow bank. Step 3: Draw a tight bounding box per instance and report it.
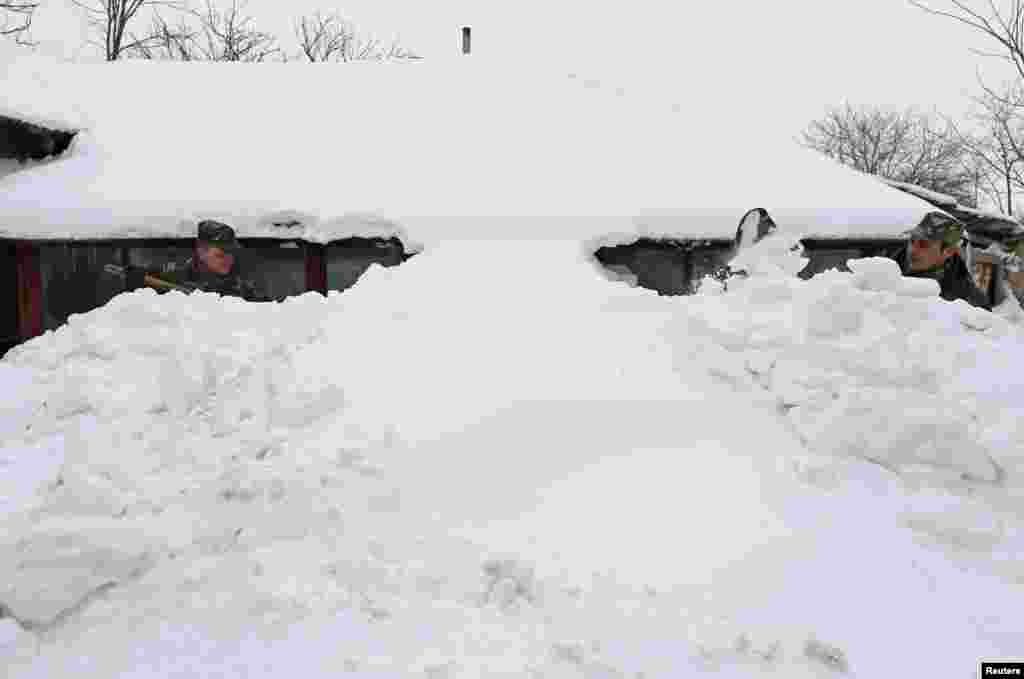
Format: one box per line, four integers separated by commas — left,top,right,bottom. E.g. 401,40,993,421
0,56,938,247
681,251,1023,481
2,239,1023,676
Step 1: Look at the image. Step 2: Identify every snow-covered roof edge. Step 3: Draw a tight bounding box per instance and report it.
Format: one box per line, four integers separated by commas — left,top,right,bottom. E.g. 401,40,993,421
0,55,942,246
880,178,959,209
0,212,420,251
880,176,1024,240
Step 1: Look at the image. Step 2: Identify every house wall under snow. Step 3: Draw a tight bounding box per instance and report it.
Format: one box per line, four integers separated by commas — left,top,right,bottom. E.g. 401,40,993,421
797,239,906,279
0,236,411,355
1,244,17,354
594,239,738,295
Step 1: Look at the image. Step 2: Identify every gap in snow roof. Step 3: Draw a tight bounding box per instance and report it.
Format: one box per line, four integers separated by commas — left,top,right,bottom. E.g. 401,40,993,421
0,115,77,164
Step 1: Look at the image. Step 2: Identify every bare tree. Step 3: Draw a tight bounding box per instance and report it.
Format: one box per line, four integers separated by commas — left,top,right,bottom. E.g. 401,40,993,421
128,0,280,61
70,0,188,61
907,2,1024,212
295,11,351,62
294,10,420,62
952,85,1024,214
191,0,279,61
1,0,38,44
129,11,198,60
910,1,1024,85
802,104,977,204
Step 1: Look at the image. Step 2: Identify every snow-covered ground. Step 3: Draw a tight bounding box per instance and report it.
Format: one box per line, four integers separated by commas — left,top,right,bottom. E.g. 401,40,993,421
1,238,1022,677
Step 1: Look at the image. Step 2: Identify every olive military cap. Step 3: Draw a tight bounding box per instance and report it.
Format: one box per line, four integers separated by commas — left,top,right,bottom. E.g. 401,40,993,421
197,220,241,251
1005,235,1024,258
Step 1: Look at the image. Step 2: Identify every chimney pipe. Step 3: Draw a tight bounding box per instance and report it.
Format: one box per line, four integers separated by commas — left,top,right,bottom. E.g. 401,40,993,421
462,26,471,55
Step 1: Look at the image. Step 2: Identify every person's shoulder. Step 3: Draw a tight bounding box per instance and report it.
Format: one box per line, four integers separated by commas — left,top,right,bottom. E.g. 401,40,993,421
155,258,196,284
161,257,191,272
946,256,990,308
237,276,270,301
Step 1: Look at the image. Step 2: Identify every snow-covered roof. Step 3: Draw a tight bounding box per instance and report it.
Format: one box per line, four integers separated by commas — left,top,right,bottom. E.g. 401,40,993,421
881,177,1024,241
955,205,1024,237
0,43,84,133
0,55,941,248
879,178,960,209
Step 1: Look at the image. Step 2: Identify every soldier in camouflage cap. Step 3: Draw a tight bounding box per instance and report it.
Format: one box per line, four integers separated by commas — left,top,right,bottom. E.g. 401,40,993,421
126,220,269,301
885,212,990,309
197,219,242,254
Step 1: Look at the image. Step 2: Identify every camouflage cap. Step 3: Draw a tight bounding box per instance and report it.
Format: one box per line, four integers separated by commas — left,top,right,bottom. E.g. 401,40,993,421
1005,235,1024,258
197,220,241,251
904,213,963,248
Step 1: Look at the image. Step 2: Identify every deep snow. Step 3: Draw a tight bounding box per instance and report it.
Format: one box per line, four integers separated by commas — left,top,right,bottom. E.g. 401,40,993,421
1,237,1023,677
0,44,941,246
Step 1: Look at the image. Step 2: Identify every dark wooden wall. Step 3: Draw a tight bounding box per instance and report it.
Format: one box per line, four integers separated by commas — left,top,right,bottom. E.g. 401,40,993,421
0,243,18,356
594,239,735,295
2,236,412,351
798,239,905,279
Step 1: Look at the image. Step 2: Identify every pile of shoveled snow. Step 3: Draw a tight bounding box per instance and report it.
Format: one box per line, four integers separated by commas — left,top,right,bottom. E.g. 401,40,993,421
677,249,1024,486
1,239,1022,677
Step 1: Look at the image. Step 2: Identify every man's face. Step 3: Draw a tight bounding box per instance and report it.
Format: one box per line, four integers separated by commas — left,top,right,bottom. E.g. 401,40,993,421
198,244,235,275
907,238,953,272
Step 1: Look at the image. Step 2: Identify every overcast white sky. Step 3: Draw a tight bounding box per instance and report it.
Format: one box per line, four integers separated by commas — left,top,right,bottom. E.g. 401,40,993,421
22,0,1022,137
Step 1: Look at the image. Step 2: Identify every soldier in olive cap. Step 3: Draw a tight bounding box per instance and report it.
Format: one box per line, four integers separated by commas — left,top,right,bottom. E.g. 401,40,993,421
126,220,269,301
884,213,990,309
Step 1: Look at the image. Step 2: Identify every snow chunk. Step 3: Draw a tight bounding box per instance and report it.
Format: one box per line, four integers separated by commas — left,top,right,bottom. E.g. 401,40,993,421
801,389,998,482
0,519,157,628
848,256,940,298
807,284,865,338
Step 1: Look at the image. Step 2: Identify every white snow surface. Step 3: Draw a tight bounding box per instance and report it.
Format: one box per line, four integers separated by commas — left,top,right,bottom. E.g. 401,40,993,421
1,239,1023,677
881,178,960,209
0,42,84,132
0,56,940,247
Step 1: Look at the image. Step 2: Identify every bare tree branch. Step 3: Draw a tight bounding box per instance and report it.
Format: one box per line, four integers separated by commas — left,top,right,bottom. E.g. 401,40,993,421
128,10,198,59
125,0,281,62
911,0,1024,84
69,0,187,60
1,0,38,44
191,0,279,62
293,10,420,62
294,10,351,62
952,83,1024,214
802,104,978,205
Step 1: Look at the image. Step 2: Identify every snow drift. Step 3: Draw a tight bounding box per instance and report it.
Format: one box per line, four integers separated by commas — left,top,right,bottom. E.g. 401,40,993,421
2,238,1023,677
